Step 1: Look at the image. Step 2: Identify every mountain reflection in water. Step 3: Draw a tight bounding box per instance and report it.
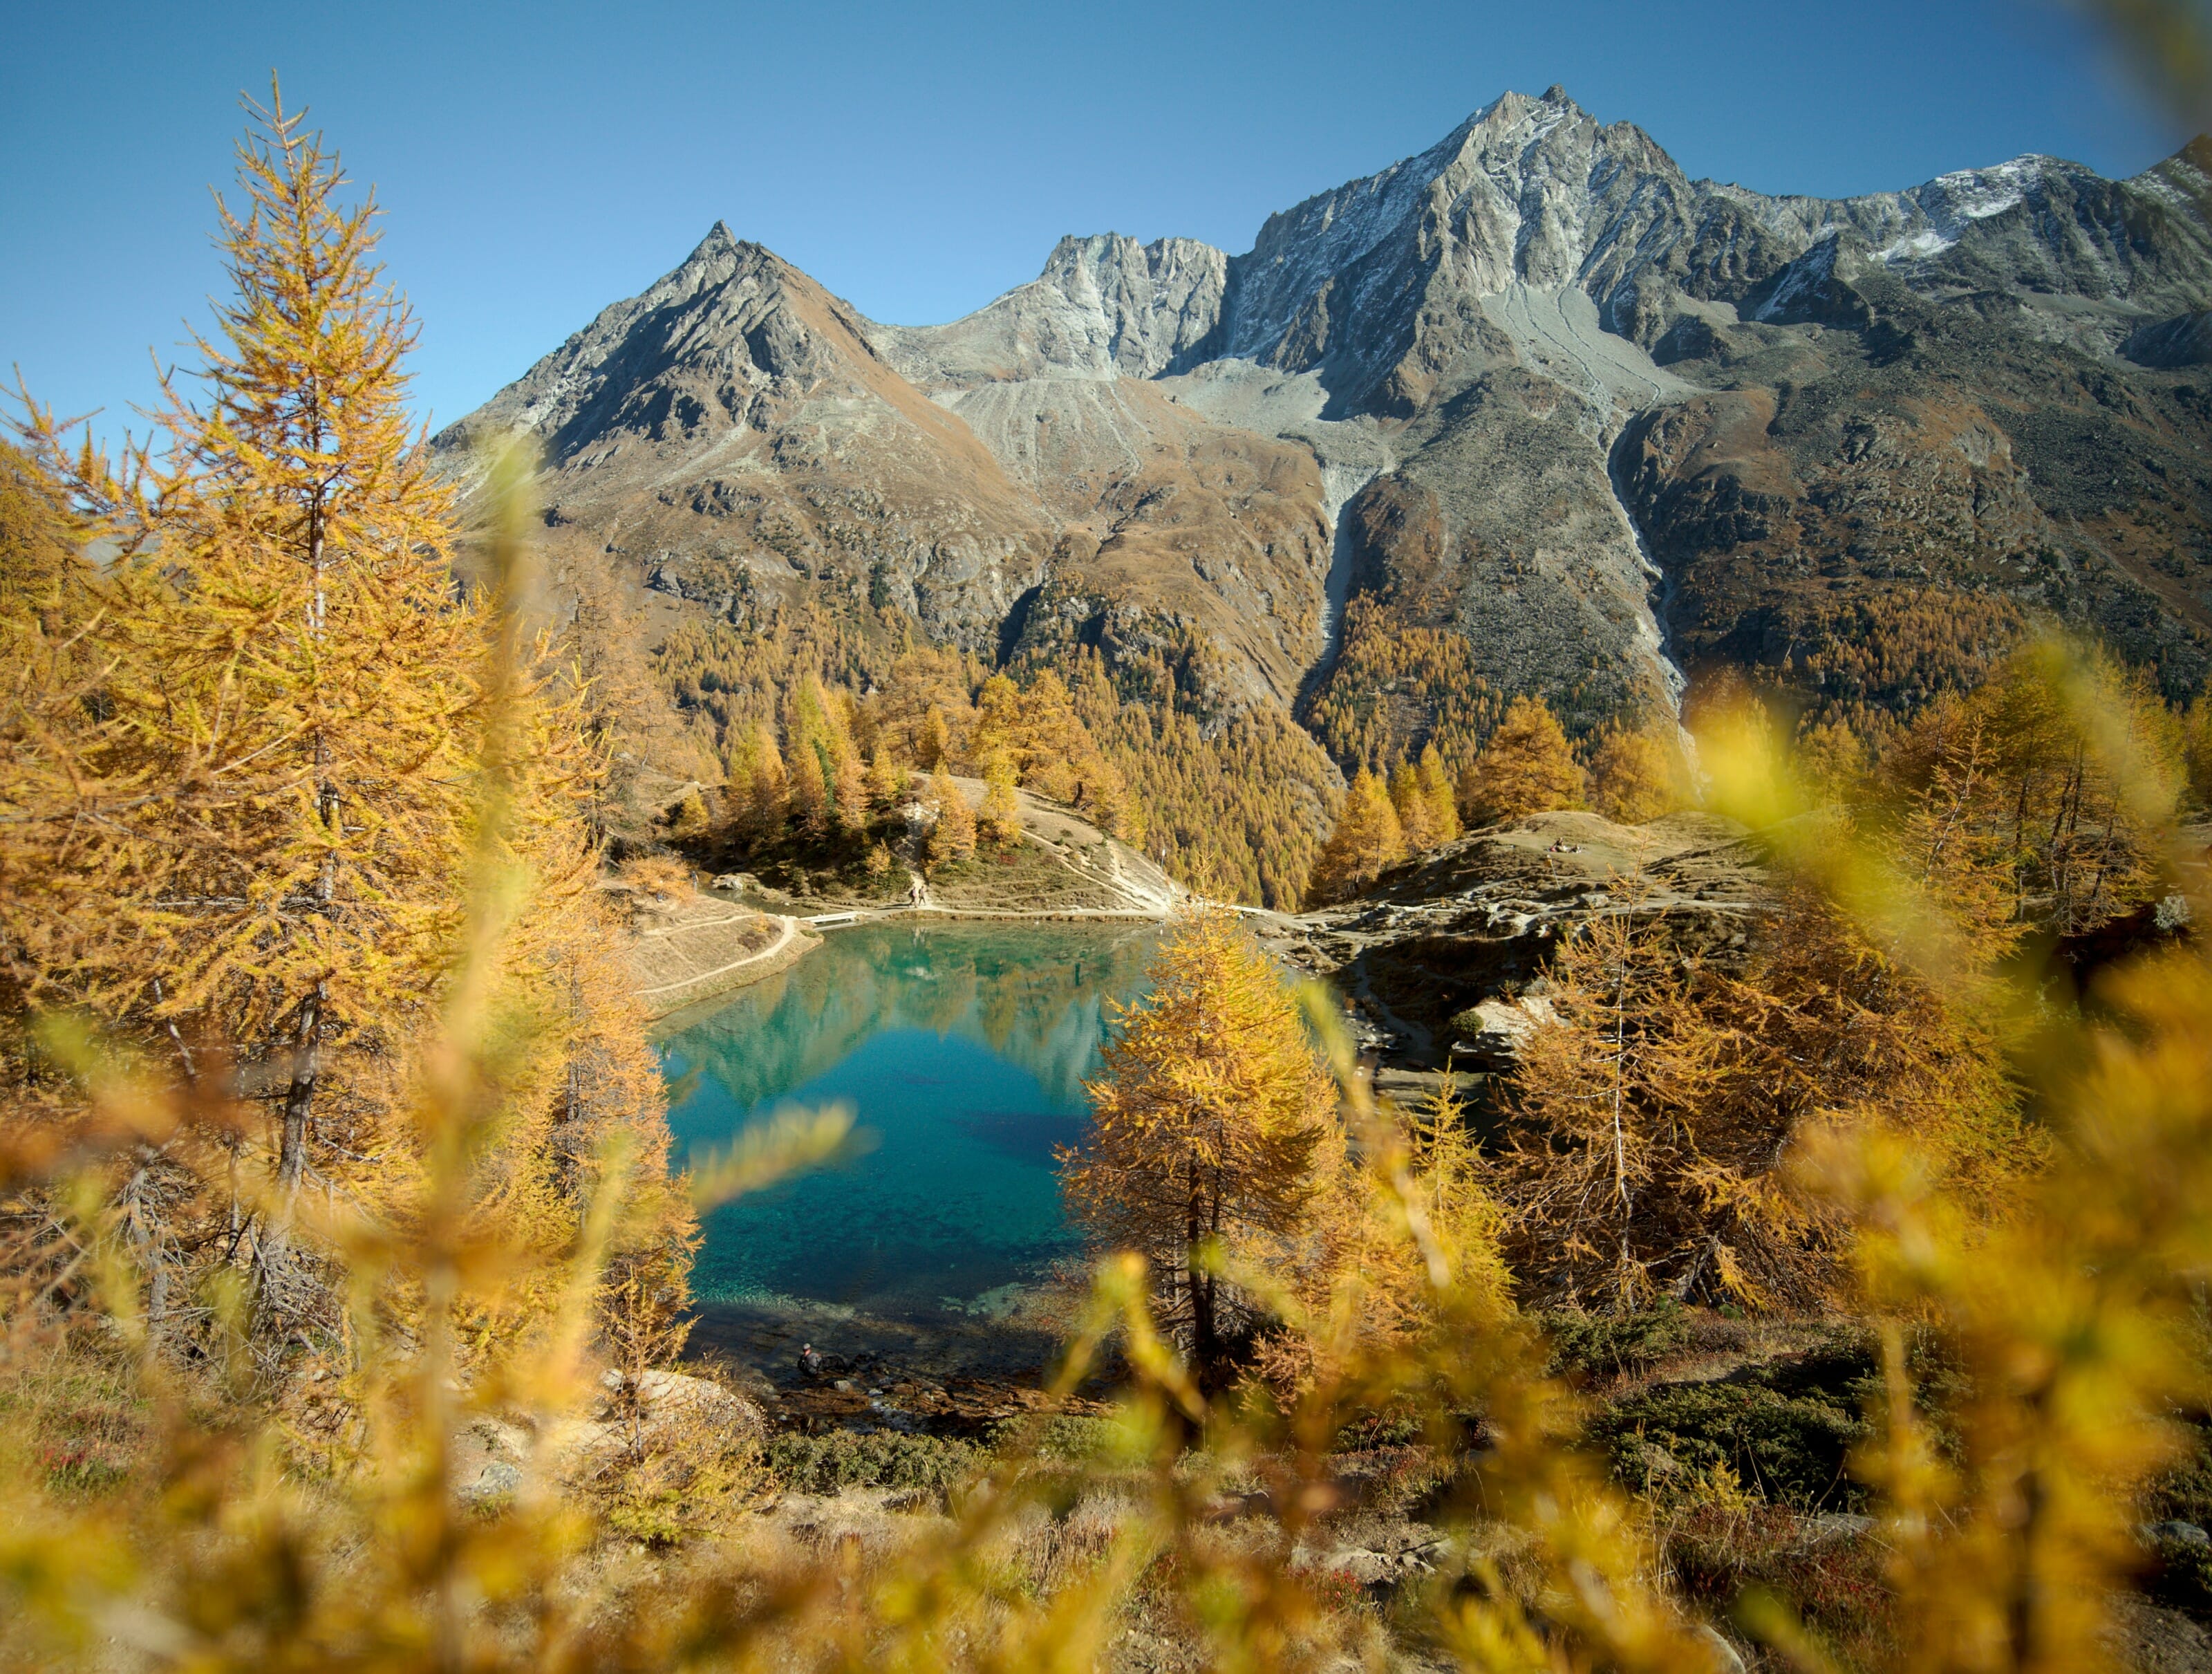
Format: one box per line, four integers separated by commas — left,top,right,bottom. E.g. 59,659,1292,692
657,920,1160,1317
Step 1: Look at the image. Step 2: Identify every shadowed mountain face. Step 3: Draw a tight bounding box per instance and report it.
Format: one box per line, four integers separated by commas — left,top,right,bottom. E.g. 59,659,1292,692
438,87,2212,875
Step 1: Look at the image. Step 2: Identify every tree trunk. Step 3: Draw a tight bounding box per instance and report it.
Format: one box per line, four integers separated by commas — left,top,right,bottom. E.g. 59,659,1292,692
277,983,321,1195
1187,1158,1215,1368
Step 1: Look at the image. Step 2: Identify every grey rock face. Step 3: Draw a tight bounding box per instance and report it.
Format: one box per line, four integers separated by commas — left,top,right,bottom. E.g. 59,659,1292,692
870,232,1228,386
443,223,841,463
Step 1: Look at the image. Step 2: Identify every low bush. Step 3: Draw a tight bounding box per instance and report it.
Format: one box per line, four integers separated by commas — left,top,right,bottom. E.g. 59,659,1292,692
1541,1299,1693,1379
2143,1529,2212,1619
988,1413,1120,1463
1593,1342,1877,1511
766,1429,984,1496
2144,1412,2212,1528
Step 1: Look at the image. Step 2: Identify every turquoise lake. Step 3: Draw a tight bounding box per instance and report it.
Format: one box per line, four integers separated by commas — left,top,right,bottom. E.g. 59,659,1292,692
657,920,1161,1319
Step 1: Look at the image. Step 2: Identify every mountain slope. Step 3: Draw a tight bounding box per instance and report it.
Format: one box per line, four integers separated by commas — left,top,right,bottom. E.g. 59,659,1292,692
437,90,2212,902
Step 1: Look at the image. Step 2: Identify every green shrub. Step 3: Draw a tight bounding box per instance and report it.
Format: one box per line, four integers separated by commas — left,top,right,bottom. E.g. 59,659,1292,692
988,1413,1120,1463
766,1429,983,1495
1331,1411,1426,1452
1593,1342,1877,1511
1542,1299,1692,1379
2144,1529,2212,1619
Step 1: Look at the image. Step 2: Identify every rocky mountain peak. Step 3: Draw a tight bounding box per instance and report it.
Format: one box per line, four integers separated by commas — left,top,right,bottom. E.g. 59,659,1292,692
868,230,1228,387
1218,85,1696,411
433,225,908,468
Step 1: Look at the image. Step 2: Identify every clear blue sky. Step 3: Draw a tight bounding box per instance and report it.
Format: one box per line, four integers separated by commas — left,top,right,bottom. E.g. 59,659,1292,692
1,0,2182,447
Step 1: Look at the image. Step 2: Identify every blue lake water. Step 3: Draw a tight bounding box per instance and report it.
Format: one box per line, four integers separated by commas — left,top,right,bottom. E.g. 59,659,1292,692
657,920,1161,1319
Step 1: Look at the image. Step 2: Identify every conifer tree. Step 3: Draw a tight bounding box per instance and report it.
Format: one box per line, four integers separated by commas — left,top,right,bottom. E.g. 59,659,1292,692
6,93,697,1355
1459,693,1587,826
0,442,84,611
1306,767,1406,903
1389,761,1439,852
725,716,787,849
561,556,661,839
921,703,951,770
1499,877,2032,1311
786,730,830,839
832,743,869,840
1416,742,1461,845
1059,911,1338,1370
1586,722,1686,825
866,742,901,811
1796,717,1871,807
973,673,1022,765
926,763,975,869
10,93,491,1278
1877,647,2182,935
978,750,1022,849
667,788,709,843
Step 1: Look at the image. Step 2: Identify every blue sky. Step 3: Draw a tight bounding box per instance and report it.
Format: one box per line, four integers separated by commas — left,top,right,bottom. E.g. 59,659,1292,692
1,0,2182,446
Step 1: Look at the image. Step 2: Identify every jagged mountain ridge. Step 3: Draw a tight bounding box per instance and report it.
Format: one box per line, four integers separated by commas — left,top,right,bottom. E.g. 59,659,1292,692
438,87,2212,902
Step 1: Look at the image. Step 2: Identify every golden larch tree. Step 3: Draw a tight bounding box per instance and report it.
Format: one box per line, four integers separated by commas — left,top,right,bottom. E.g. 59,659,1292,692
1059,911,1339,1369
11,92,487,1263
1415,742,1461,844
1306,766,1406,903
866,741,901,811
978,750,1022,848
6,91,694,1357
926,762,976,869
1460,693,1587,826
727,720,788,849
1389,759,1442,852
559,555,662,839
1497,877,2034,1312
1587,722,1687,825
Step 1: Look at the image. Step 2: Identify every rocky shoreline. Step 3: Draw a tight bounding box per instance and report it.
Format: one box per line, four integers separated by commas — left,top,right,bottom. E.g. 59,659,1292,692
684,1274,1109,1440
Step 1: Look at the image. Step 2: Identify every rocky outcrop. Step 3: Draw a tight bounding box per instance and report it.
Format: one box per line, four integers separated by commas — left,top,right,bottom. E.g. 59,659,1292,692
1266,810,1777,1083
453,1368,765,1503
872,233,1228,386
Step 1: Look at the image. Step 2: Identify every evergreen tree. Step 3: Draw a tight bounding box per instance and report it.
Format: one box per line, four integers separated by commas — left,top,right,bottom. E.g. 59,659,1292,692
1058,911,1338,1370
1460,694,1586,826
1306,767,1406,903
